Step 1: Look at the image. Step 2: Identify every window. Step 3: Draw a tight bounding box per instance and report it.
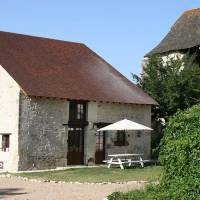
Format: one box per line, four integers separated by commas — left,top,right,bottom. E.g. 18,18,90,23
114,131,126,146
69,101,87,124
95,132,104,151
77,103,84,120
136,130,142,138
2,134,10,152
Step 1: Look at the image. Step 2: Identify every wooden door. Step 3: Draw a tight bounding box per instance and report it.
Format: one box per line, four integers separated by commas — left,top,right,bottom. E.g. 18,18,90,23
67,127,84,165
95,131,105,164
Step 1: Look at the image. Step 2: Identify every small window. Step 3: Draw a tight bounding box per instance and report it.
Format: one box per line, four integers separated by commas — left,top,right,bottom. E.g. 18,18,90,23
95,132,104,151
77,103,84,120
2,134,10,152
114,131,126,146
69,101,86,121
136,131,142,138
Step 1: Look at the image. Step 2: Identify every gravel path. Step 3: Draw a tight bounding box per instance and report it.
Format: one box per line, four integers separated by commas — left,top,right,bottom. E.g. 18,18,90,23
0,177,146,200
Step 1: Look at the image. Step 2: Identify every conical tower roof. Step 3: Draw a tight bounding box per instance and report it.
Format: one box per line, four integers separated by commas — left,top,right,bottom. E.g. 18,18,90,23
147,8,200,56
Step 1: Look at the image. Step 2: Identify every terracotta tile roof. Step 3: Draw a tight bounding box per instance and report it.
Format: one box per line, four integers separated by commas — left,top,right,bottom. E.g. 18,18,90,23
146,8,200,56
0,31,157,105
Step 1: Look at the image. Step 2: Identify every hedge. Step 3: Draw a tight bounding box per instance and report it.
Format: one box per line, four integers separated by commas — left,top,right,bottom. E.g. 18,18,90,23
108,104,200,200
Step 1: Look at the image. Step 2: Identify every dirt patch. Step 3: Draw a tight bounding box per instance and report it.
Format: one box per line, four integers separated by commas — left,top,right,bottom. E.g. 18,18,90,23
0,177,146,200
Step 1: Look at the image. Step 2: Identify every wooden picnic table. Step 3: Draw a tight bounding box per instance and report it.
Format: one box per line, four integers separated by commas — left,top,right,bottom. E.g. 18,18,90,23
105,153,144,170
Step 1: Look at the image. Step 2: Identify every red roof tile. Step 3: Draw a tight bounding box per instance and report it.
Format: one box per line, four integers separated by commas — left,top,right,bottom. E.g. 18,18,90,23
0,31,157,105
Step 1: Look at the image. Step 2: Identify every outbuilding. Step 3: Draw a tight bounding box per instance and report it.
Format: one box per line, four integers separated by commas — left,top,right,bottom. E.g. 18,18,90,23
0,31,157,172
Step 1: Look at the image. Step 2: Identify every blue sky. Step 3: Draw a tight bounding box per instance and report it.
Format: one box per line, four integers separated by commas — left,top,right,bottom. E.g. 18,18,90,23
1,0,200,80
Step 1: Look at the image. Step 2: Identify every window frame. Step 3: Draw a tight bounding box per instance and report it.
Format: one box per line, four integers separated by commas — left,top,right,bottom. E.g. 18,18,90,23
114,130,126,146
68,101,88,127
69,101,86,121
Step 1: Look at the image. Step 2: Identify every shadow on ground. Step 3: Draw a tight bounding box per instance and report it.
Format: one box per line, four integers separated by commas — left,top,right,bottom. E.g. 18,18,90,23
0,188,27,199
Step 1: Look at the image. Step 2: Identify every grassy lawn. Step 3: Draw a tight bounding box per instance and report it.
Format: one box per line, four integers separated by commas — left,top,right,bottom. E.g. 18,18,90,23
16,165,162,183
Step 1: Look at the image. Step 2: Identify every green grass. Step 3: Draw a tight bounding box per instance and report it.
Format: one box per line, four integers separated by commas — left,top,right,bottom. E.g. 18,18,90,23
16,165,162,183
107,188,156,200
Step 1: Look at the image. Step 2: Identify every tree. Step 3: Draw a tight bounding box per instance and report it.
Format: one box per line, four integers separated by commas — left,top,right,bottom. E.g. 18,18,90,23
133,53,200,121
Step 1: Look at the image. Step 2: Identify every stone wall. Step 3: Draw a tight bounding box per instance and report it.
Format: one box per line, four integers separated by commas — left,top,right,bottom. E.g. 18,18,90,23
84,102,152,164
18,98,152,170
0,65,20,172
18,94,69,170
84,101,98,164
97,102,151,159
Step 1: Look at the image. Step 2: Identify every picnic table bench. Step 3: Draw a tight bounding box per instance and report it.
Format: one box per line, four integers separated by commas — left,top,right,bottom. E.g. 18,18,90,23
103,153,150,169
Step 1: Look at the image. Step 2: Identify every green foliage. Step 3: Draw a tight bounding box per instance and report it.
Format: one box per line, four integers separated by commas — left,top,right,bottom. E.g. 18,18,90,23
158,104,200,199
108,104,200,200
107,191,147,200
107,185,164,200
134,53,200,159
133,53,200,120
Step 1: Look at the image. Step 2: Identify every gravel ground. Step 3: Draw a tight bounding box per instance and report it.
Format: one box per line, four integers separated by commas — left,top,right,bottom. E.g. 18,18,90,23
0,177,146,200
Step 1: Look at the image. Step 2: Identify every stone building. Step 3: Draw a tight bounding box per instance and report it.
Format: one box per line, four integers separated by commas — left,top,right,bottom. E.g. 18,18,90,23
0,31,157,172
146,8,200,62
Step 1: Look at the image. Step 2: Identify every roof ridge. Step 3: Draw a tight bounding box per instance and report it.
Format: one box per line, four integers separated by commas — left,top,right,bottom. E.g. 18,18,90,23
0,30,84,46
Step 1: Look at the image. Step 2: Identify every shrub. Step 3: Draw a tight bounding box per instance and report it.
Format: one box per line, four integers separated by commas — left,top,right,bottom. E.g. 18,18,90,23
158,104,200,199
108,104,200,200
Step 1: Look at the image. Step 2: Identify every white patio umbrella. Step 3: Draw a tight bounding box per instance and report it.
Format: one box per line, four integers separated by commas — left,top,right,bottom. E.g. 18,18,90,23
97,119,152,131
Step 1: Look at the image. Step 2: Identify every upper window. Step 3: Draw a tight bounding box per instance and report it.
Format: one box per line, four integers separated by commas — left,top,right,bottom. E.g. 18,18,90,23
114,131,126,146
77,103,84,120
69,101,86,122
1,134,10,152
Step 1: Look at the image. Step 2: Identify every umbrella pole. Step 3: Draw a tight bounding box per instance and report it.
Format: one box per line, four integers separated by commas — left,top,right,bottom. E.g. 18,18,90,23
125,130,127,154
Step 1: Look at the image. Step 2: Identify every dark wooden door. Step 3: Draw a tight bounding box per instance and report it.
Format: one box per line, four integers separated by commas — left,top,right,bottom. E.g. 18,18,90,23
95,131,105,164
67,127,84,165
